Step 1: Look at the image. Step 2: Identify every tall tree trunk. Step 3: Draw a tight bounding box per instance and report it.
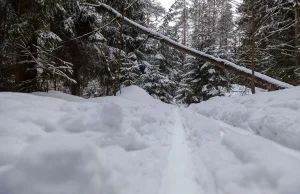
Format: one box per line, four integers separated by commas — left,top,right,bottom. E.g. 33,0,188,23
212,0,216,39
68,41,82,96
146,12,150,26
199,1,203,43
250,2,256,94
15,48,37,92
183,0,187,45
251,36,256,94
14,0,39,92
71,68,80,95
54,76,57,91
295,1,300,67
114,5,125,96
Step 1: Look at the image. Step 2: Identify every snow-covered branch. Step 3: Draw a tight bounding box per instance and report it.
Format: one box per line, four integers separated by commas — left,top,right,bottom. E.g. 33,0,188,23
82,2,294,89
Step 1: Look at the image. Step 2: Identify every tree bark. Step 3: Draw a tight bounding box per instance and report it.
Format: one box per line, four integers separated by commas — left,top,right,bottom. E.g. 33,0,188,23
71,68,80,95
14,0,39,92
183,0,187,45
251,36,256,94
113,5,125,96
295,1,300,67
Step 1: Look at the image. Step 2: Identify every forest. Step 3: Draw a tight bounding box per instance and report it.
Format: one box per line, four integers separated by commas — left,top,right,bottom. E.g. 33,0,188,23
0,0,299,104
1,1,300,193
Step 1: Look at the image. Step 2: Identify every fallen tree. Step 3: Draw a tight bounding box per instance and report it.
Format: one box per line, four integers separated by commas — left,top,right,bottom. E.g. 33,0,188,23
83,2,294,90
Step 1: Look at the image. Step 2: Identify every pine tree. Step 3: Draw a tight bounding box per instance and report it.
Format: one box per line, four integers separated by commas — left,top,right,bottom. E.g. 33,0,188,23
0,0,78,92
237,0,299,88
0,0,15,91
174,0,232,104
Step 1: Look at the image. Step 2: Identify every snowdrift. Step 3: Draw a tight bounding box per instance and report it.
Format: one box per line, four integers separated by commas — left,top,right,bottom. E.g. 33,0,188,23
1,85,300,194
0,86,174,194
180,108,300,194
190,86,300,150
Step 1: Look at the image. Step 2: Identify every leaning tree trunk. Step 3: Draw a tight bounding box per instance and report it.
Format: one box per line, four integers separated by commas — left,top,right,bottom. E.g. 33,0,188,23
82,2,294,90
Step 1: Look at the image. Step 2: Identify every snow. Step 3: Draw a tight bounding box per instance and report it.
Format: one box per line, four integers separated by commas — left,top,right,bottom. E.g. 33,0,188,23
89,32,106,42
155,53,165,60
224,84,266,97
117,85,158,104
180,108,300,194
33,91,83,101
38,31,62,42
0,134,106,194
158,109,198,194
189,86,300,150
0,86,173,194
1,85,300,194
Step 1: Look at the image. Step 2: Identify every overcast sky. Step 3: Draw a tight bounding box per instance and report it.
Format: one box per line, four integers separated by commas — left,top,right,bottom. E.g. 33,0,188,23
158,0,241,16
158,0,175,9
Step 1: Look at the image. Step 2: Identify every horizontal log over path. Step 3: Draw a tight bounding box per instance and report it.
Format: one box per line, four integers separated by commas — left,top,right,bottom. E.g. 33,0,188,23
83,2,294,89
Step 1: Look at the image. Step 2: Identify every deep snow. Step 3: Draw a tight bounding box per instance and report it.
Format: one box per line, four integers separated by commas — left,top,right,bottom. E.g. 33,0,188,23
189,86,300,150
1,86,300,194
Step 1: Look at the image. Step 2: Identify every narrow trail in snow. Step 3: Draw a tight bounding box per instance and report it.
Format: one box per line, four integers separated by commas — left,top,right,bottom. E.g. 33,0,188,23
158,108,198,194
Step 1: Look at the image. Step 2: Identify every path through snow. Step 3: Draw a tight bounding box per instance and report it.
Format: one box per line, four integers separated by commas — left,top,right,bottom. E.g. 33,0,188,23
159,108,198,194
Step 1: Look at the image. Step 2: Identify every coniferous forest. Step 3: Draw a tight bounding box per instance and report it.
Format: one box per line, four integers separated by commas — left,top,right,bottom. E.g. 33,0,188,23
0,0,299,104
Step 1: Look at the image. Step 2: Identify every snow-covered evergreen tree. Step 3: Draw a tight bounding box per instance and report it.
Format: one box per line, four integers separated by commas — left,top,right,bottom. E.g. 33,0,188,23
237,0,300,87
174,0,232,104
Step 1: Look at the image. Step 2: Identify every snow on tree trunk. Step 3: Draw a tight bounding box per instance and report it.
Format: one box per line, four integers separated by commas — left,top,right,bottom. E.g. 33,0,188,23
82,2,295,90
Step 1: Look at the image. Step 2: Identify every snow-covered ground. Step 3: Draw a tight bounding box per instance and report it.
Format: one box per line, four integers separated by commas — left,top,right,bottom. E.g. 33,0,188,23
0,86,300,194
224,84,266,97
190,86,300,150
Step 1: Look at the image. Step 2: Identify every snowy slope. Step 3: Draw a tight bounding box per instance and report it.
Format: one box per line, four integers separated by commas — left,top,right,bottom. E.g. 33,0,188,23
180,108,300,194
0,86,174,194
1,86,300,194
189,87,300,150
